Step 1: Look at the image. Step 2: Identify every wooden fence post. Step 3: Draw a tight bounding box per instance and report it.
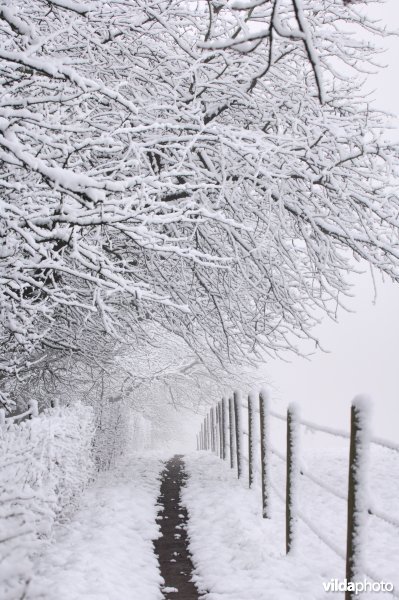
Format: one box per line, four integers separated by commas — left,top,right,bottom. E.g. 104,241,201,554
248,393,255,488
209,410,212,451
345,398,370,600
234,391,242,479
215,404,220,457
215,406,219,454
221,398,227,460
218,401,223,458
286,404,298,554
213,406,218,454
210,407,216,453
206,414,210,450
259,389,271,518
229,397,235,469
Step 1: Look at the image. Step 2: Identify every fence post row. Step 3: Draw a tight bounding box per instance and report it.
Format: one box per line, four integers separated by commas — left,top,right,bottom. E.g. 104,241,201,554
197,391,376,591
1,397,62,428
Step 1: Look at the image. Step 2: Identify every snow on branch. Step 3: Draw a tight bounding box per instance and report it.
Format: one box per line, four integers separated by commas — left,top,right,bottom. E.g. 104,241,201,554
1,0,399,384
47,0,96,14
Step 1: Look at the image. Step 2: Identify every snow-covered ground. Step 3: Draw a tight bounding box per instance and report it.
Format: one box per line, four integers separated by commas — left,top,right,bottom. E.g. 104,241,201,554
6,420,397,600
183,448,399,600
26,453,165,600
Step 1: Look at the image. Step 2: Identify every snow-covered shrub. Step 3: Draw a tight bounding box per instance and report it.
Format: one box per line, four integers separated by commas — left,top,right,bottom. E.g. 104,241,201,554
92,399,152,470
0,403,95,600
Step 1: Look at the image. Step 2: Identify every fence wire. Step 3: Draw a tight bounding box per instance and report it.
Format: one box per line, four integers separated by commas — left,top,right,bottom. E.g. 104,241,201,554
200,390,399,599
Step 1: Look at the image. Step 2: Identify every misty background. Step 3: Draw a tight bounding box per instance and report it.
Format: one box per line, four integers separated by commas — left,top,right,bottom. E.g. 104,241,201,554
263,0,399,443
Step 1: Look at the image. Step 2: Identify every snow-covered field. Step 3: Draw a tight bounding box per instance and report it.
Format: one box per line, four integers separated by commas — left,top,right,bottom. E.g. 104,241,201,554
183,448,399,600
26,453,165,600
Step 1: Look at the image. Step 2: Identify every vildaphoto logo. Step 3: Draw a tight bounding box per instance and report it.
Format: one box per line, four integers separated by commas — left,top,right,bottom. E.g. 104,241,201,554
323,579,394,594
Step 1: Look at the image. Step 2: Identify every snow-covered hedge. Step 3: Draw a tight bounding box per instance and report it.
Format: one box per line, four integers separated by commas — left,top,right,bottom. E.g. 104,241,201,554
0,403,95,600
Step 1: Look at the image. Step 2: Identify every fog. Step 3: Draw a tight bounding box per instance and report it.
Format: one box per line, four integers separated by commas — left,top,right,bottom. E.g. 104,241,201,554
264,0,399,443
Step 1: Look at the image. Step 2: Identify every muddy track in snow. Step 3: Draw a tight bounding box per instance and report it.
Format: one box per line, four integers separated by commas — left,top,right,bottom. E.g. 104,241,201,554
154,455,201,600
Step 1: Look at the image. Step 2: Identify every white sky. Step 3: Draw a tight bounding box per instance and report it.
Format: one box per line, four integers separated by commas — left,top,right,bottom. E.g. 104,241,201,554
262,0,399,444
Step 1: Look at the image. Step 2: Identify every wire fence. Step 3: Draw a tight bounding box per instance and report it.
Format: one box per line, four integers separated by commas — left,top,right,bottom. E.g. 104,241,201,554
0,398,60,427
196,390,399,600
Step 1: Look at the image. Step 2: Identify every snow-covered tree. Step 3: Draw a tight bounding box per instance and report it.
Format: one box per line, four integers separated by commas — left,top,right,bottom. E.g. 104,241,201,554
1,0,399,407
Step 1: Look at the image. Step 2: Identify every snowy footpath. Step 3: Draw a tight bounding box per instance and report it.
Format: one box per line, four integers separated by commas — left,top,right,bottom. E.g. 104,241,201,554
21,448,398,600
26,454,165,600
